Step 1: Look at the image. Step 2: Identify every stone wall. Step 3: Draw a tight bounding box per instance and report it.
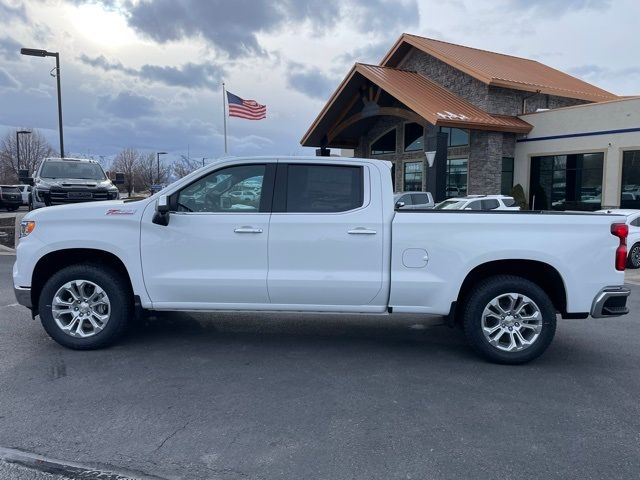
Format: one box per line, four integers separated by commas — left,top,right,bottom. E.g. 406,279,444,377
399,49,588,116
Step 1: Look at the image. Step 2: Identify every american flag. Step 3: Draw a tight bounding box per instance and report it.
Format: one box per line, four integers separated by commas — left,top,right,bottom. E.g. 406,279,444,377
226,91,266,120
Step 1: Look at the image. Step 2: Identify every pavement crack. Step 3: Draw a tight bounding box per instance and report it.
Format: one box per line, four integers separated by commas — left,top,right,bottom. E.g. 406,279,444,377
153,421,190,453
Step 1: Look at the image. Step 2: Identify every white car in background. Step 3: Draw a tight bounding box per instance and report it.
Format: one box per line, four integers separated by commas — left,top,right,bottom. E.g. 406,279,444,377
597,209,640,268
435,195,520,211
394,191,434,209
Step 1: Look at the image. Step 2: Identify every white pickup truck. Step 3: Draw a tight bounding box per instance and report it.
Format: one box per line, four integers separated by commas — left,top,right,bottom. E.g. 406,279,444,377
13,156,631,364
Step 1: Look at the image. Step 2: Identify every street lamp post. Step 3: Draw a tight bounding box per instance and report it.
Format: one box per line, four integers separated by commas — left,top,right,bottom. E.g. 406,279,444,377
16,130,31,171
20,48,65,158
156,152,167,186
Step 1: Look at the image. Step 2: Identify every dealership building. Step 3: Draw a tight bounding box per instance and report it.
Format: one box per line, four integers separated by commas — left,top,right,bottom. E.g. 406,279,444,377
301,34,640,210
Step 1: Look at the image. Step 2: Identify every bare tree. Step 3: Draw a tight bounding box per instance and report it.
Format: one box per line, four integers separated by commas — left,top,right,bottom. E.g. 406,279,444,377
0,128,56,183
135,152,171,192
173,155,201,179
112,148,141,195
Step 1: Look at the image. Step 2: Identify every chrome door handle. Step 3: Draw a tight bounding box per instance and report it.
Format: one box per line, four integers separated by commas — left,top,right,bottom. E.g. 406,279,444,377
234,226,263,234
348,227,377,235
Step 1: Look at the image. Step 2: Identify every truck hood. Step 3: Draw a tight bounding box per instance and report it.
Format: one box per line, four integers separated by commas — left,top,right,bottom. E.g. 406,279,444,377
24,198,150,222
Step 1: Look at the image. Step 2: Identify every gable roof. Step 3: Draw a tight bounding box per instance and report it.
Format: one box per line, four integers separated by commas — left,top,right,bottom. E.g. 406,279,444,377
300,63,532,147
381,34,617,103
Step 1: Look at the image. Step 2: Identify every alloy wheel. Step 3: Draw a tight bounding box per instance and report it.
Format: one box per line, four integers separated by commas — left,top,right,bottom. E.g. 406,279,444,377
51,280,111,338
481,293,543,352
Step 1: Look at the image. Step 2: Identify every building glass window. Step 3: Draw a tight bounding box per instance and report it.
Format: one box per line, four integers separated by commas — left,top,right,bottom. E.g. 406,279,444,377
446,158,468,197
439,127,469,147
501,157,514,195
621,150,640,208
403,161,423,191
404,123,424,152
370,129,396,155
530,153,603,211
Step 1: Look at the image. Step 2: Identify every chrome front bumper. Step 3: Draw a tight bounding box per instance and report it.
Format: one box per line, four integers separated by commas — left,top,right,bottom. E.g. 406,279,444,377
14,286,32,309
591,286,630,318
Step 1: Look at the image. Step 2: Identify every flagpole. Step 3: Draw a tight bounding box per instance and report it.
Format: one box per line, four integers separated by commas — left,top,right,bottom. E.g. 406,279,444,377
222,82,228,154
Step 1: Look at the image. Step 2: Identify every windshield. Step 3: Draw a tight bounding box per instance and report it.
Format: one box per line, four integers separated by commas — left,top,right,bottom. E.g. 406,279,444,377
40,161,106,180
435,200,467,210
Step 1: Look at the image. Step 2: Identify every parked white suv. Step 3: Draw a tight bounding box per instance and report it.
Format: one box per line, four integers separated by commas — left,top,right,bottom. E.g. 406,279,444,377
13,156,630,364
435,195,520,211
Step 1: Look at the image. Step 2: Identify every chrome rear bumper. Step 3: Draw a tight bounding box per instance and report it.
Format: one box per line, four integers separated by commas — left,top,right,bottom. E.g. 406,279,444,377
591,286,630,318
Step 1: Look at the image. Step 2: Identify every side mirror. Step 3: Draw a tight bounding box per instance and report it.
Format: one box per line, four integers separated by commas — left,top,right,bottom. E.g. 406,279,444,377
395,201,405,209
153,195,170,226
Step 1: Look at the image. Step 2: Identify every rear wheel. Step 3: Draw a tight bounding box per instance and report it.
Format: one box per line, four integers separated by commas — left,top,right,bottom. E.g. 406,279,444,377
462,275,557,364
38,263,132,349
627,243,640,269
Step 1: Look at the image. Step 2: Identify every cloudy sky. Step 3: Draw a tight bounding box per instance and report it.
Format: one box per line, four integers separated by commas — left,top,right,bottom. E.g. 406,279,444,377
0,0,639,164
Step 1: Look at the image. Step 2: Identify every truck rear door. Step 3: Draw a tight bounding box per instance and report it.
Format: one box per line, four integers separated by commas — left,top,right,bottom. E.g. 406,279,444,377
267,161,385,308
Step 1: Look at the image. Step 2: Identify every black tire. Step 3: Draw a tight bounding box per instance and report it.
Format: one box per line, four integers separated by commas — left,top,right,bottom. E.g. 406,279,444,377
7,206,19,211
462,275,557,364
38,263,132,349
627,243,640,269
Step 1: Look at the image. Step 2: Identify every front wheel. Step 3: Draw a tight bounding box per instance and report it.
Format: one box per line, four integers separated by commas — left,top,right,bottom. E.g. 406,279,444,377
462,275,557,364
627,243,640,269
38,263,132,349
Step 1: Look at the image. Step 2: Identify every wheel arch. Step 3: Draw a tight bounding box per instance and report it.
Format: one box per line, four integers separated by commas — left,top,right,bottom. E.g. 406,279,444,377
31,248,134,315
454,259,568,322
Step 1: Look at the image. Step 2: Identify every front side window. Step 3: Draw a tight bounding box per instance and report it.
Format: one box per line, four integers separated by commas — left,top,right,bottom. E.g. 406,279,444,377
286,165,363,213
403,161,423,191
176,164,265,213
404,123,424,152
40,161,106,180
411,193,430,205
371,129,396,155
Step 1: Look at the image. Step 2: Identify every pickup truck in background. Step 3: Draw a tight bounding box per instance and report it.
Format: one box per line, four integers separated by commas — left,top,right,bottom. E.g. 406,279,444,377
13,156,631,364
29,157,120,210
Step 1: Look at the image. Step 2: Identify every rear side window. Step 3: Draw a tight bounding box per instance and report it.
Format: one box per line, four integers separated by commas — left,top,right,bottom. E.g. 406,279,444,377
286,165,363,213
467,200,482,210
482,199,500,210
631,217,640,227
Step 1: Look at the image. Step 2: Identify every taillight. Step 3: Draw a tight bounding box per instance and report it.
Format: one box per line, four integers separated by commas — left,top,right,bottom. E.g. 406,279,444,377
611,223,628,271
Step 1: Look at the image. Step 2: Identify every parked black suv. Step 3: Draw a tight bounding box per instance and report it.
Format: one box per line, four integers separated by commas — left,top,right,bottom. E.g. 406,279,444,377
30,157,120,209
0,185,22,211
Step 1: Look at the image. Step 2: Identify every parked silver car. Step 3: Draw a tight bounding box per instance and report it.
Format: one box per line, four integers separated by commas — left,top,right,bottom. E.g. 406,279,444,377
394,192,434,209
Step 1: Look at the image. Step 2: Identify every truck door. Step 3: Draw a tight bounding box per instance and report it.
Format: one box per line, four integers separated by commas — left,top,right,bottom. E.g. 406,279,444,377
140,162,275,307
267,162,385,308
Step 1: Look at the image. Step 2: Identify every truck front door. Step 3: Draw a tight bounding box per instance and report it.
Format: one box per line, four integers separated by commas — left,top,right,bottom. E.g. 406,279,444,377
140,162,275,308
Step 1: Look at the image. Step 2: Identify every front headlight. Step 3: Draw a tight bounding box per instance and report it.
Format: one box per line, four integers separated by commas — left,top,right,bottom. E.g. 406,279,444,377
20,221,36,238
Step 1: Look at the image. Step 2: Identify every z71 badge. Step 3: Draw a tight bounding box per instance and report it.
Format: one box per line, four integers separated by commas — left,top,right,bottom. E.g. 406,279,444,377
105,208,136,215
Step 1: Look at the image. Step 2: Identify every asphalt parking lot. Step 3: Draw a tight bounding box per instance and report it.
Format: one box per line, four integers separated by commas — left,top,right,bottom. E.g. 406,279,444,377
1,255,639,480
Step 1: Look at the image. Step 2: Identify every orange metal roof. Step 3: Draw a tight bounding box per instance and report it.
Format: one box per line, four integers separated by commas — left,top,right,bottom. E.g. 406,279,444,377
300,64,532,146
381,34,618,103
